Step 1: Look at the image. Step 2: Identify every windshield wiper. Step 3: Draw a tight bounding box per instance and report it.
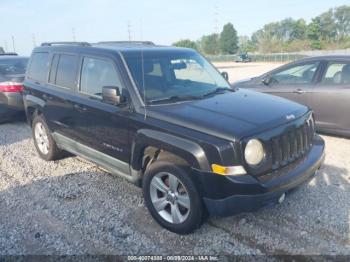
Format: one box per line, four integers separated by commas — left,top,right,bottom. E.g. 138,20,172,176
148,95,201,105
202,87,233,98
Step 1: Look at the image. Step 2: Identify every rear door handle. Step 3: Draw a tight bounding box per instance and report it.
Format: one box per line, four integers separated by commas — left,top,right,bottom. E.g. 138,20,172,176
293,89,305,94
74,104,88,112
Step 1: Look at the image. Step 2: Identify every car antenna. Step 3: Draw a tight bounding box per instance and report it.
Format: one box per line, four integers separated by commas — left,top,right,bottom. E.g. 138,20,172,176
141,47,147,120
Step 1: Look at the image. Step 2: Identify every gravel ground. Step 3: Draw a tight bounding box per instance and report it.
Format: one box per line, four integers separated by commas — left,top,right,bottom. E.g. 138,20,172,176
0,63,349,256
0,123,349,256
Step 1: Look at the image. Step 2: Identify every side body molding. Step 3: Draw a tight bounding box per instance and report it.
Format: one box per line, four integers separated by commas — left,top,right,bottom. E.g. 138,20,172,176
131,129,211,171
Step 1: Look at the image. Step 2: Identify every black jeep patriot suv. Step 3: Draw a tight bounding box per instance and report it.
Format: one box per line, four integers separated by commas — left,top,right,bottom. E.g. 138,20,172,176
23,41,325,234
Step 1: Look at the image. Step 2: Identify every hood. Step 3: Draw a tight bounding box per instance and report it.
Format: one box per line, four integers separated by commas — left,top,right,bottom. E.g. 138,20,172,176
147,89,309,140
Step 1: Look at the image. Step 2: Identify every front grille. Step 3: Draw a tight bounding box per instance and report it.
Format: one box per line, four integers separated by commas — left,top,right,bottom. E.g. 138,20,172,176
271,116,315,170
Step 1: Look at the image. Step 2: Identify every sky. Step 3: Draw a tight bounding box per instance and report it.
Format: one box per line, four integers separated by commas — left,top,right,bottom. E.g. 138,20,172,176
1,0,350,55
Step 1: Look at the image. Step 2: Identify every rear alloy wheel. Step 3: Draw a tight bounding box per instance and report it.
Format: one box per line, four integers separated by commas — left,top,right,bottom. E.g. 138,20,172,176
143,161,205,234
34,122,50,155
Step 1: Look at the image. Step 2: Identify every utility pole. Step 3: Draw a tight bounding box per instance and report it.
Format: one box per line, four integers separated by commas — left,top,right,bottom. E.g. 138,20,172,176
32,33,37,47
213,5,219,34
127,21,132,41
11,36,16,52
4,41,8,52
72,27,76,42
139,19,143,41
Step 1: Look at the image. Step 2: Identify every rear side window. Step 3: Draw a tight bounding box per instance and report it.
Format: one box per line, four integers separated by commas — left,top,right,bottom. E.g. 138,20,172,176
27,52,49,82
55,54,79,89
80,57,122,97
322,62,350,85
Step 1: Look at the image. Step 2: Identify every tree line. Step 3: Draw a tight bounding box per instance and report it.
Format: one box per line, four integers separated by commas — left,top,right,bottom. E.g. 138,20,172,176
173,5,350,55
173,23,239,55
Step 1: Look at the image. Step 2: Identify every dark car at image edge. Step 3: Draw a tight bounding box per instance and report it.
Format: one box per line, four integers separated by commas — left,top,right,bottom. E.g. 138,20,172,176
0,54,28,123
23,41,325,234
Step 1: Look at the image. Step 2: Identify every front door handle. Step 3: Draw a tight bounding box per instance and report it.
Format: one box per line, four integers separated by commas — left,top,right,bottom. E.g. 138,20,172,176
293,89,305,94
74,104,88,112
42,94,53,100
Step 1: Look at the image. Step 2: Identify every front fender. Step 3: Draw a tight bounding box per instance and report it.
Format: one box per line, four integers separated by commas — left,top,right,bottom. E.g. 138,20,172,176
131,129,210,171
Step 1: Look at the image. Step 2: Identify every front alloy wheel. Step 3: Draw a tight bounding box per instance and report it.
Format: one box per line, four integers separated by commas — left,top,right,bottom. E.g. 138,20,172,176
150,172,191,224
143,160,205,234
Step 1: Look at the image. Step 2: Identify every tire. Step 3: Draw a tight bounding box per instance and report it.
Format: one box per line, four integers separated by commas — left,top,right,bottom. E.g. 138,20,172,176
32,114,63,161
143,160,205,234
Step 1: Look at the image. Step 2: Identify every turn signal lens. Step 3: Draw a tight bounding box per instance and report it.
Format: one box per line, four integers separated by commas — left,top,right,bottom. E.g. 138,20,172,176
211,164,246,176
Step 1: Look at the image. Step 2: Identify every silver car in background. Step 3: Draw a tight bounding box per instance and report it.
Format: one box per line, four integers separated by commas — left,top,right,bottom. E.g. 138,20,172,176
0,54,28,123
232,55,350,137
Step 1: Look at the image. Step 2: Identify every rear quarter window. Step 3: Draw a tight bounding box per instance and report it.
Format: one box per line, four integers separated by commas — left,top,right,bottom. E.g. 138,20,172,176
27,52,49,83
55,54,79,89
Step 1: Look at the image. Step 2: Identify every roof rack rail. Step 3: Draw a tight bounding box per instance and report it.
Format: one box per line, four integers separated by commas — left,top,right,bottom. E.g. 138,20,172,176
41,42,91,47
0,52,18,56
96,41,155,46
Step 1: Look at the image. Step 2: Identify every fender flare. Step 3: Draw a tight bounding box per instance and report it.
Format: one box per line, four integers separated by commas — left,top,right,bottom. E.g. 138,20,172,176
131,129,210,172
23,94,45,123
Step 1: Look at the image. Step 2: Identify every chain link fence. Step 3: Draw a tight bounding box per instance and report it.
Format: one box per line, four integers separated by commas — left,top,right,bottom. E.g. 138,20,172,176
207,48,350,63
207,53,307,63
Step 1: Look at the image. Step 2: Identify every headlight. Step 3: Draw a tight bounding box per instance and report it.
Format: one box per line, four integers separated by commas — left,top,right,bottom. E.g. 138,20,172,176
244,139,265,166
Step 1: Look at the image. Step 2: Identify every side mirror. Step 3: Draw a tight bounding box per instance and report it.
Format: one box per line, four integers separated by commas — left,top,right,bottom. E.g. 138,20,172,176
221,71,229,81
262,75,272,85
102,86,125,105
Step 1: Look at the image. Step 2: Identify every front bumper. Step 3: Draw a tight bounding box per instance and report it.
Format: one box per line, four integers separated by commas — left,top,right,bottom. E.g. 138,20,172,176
196,135,325,216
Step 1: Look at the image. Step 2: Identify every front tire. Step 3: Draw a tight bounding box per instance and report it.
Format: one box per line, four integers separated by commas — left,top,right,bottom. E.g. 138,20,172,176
143,160,205,234
32,114,62,161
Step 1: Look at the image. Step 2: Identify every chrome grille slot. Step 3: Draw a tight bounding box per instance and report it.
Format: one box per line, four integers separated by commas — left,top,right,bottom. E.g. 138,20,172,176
271,116,315,170
289,131,297,159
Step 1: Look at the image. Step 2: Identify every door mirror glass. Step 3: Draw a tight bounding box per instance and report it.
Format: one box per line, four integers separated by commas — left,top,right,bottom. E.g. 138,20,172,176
221,71,229,81
102,86,124,105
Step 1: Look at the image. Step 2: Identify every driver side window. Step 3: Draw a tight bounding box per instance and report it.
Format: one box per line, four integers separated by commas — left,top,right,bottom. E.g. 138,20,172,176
272,62,319,85
80,57,122,98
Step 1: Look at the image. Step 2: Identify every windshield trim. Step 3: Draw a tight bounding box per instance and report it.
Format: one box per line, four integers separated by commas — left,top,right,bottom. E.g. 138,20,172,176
122,49,231,106
119,51,146,107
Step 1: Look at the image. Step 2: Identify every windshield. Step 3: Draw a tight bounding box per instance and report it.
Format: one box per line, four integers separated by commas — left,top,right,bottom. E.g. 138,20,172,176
123,50,230,104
